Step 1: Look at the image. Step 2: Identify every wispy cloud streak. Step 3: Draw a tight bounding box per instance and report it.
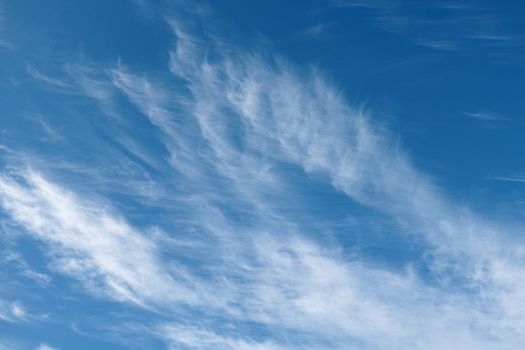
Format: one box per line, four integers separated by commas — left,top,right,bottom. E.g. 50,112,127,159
462,111,508,121
97,13,525,348
3,2,525,349
0,170,198,307
334,0,521,51
36,344,59,350
0,299,27,323
489,174,525,183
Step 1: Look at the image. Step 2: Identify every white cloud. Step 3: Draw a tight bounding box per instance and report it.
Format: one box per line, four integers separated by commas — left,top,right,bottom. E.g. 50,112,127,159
36,344,59,350
1,250,51,286
160,324,288,350
129,20,525,347
488,174,525,183
0,300,27,323
462,111,508,121
9,302,26,319
146,233,521,349
25,65,71,88
4,5,525,350
0,170,198,308
333,0,518,51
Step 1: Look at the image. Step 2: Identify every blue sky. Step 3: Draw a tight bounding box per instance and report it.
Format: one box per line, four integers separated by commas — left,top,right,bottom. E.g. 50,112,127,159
1,0,525,349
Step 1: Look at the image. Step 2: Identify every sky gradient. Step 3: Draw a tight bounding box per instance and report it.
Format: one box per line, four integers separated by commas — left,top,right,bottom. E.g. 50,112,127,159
1,1,525,349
